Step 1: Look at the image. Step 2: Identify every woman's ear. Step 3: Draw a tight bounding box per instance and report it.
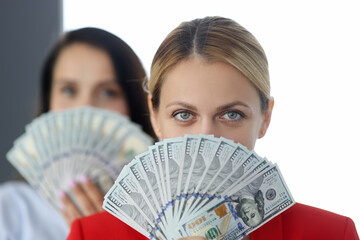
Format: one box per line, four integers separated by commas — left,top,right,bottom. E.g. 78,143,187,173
258,97,274,139
148,94,162,139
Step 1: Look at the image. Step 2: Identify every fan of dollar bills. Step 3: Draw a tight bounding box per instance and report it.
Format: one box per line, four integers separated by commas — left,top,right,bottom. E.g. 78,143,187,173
103,134,295,240
7,107,154,210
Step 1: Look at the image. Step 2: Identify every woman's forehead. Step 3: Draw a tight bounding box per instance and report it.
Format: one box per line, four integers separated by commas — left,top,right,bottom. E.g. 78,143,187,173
160,57,261,110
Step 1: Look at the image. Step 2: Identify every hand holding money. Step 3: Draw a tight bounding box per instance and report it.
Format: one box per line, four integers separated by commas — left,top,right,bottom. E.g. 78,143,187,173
6,107,154,218
103,134,294,240
59,176,104,226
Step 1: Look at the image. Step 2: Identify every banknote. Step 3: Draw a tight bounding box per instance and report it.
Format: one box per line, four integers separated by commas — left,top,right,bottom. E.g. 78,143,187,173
103,181,163,239
116,165,168,236
130,154,168,227
163,137,184,228
178,135,222,219
177,164,295,239
7,106,153,211
183,138,245,216
173,135,200,223
148,145,168,212
103,135,295,240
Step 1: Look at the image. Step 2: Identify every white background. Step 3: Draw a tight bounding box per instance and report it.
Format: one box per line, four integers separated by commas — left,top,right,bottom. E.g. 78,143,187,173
63,0,360,230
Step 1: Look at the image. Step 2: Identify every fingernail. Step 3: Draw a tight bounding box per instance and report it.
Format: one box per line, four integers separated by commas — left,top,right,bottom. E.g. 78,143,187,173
80,174,89,184
68,179,76,189
59,202,65,211
57,189,66,199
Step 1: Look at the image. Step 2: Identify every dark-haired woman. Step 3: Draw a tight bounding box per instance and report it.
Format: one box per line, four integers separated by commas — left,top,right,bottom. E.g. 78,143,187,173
0,27,155,240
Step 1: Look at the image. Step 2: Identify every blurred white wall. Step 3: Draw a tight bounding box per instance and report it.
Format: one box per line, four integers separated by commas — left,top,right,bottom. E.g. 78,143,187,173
63,0,360,230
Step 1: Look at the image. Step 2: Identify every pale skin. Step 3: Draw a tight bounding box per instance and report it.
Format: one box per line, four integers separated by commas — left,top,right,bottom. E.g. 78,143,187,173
149,56,274,239
50,42,129,226
50,42,128,113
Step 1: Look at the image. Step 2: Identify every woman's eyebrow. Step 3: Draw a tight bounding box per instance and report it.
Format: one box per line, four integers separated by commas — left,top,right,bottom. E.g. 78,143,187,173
165,101,197,111
52,79,76,85
215,101,250,112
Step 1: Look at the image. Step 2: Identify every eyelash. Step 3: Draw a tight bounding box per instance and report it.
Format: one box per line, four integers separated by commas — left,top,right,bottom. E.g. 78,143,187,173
219,110,245,121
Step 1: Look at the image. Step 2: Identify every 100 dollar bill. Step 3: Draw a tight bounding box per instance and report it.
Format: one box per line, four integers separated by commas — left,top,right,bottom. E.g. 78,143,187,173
177,164,294,239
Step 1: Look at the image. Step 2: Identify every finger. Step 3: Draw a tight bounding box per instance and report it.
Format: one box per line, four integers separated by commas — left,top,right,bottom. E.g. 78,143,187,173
58,189,82,227
68,179,97,216
79,175,104,212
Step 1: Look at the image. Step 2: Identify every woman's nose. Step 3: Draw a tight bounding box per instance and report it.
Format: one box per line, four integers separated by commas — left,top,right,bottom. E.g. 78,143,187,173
76,94,95,108
198,119,217,136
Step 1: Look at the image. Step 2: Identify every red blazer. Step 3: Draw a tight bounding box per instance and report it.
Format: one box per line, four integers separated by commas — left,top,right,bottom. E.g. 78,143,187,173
67,203,359,240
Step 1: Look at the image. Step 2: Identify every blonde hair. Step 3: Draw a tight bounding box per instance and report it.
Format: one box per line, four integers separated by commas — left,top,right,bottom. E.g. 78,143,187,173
147,16,270,111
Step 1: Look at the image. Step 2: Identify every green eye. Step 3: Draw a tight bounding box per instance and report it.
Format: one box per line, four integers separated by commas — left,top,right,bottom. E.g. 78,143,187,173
227,112,239,119
173,111,193,121
179,112,191,119
223,111,243,120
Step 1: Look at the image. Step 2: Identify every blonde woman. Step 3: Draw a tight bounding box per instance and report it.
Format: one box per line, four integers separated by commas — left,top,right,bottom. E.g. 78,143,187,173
67,17,359,240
